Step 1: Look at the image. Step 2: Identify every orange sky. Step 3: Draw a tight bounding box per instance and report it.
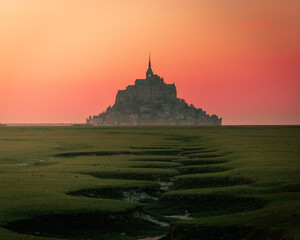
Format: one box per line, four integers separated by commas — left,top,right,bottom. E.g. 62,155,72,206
0,0,299,124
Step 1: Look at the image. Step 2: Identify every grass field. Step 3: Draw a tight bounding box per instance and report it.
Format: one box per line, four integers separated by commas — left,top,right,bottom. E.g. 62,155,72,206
0,126,299,240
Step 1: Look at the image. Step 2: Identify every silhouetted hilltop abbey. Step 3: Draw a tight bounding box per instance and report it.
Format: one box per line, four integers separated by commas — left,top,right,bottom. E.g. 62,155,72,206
86,56,222,126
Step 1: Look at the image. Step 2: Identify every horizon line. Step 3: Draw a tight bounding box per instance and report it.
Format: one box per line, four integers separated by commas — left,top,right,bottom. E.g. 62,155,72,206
1,123,299,127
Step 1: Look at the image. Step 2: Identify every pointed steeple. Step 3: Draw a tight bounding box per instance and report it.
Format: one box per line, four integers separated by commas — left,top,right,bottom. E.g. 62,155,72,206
146,53,153,78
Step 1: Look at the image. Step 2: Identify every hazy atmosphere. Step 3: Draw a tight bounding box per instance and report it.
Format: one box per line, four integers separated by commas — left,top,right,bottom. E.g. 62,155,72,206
0,0,299,124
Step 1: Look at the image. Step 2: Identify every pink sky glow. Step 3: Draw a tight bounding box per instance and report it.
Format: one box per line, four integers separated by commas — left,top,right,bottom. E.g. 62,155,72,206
0,0,299,124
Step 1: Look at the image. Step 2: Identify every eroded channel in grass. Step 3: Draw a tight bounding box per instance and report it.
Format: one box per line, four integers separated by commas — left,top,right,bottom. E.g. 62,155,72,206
172,176,254,189
68,187,161,204
161,225,295,240
6,211,166,240
178,165,228,174
6,143,268,240
81,170,177,181
154,195,266,218
174,159,228,166
55,151,138,157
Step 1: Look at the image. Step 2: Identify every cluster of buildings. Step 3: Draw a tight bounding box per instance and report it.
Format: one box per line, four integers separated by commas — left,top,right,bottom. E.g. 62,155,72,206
86,57,221,126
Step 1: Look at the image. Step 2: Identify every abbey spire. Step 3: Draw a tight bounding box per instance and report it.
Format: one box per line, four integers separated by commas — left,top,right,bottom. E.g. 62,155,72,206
146,54,154,78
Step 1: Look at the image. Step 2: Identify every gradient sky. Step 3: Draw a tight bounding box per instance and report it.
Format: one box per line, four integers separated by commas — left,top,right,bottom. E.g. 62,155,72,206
0,0,299,124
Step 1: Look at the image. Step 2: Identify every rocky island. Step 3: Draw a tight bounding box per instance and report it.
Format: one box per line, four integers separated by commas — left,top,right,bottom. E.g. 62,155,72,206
86,56,222,126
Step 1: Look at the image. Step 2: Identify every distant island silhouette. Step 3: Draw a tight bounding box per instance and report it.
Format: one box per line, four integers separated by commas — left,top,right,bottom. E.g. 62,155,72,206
86,56,222,126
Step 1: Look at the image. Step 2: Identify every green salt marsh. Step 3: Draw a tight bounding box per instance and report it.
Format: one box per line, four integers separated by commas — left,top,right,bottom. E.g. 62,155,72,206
0,126,299,239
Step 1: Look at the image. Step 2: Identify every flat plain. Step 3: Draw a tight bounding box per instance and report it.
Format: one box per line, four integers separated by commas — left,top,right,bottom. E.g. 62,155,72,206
0,126,299,240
